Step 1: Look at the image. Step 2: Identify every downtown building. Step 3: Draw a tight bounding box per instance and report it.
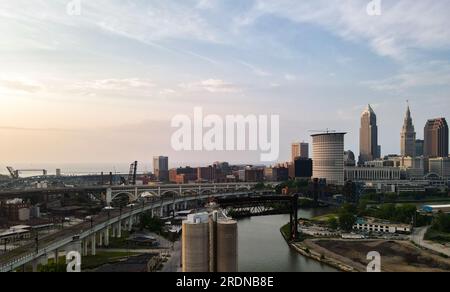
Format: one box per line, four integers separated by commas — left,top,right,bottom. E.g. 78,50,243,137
424,118,449,158
291,142,309,161
311,132,346,186
429,157,450,179
400,105,416,157
153,156,169,182
359,105,380,165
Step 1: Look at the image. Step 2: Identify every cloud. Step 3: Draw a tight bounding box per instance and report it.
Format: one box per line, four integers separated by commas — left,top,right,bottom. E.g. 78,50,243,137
0,78,45,93
91,1,220,43
238,61,271,77
363,60,450,92
284,74,297,81
243,0,450,61
180,79,240,93
74,78,156,91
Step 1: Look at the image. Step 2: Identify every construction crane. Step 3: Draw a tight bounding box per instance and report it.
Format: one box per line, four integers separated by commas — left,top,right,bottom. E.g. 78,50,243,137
6,167,48,179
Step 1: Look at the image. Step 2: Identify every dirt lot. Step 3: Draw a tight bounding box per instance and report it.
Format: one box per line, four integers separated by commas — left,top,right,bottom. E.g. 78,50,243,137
306,239,450,272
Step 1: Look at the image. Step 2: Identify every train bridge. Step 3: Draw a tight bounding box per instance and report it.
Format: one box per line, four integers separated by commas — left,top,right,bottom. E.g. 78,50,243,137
217,194,299,240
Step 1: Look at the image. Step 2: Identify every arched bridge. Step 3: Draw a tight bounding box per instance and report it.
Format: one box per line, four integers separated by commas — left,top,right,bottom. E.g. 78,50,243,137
107,183,262,205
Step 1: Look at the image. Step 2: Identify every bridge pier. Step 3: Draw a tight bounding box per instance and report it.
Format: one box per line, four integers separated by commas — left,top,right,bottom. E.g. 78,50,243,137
54,249,59,265
104,228,110,247
32,260,38,273
83,239,89,257
117,221,122,238
91,235,96,256
128,217,133,231
98,231,103,247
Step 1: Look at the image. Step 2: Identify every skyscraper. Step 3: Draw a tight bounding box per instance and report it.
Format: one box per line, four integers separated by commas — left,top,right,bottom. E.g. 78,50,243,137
416,139,425,157
153,156,169,181
400,104,416,157
359,105,379,165
424,118,449,158
291,142,309,161
311,132,346,186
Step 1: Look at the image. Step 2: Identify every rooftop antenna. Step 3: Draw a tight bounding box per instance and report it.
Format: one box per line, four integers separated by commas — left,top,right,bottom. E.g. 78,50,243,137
308,128,337,134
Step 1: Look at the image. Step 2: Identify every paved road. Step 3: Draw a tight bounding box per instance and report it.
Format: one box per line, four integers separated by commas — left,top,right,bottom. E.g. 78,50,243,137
160,241,181,272
411,226,450,257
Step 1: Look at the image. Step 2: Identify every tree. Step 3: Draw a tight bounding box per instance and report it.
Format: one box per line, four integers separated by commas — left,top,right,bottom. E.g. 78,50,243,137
357,200,369,216
254,182,266,190
140,214,164,233
328,217,338,230
339,212,356,231
433,213,450,232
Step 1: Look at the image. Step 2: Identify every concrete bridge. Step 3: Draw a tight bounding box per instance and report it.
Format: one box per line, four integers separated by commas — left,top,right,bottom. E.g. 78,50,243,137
106,182,259,205
0,182,263,204
0,187,263,273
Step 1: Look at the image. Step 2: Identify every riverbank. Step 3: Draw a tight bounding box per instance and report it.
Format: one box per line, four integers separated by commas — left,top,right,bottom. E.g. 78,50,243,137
281,223,450,272
280,224,352,272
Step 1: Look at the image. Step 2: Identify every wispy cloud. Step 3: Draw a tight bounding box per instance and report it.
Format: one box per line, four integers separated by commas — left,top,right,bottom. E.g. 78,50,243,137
74,78,156,91
241,0,450,61
363,60,450,92
238,61,271,77
0,78,45,93
180,79,241,93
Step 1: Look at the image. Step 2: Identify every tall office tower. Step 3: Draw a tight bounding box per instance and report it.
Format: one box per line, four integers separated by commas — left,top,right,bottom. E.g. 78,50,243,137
400,104,416,157
359,105,379,165
291,142,309,161
153,156,169,181
311,132,346,186
424,118,449,158
182,212,238,272
416,139,425,157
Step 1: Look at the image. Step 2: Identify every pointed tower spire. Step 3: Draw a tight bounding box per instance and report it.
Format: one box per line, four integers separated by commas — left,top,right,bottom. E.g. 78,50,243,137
401,101,416,157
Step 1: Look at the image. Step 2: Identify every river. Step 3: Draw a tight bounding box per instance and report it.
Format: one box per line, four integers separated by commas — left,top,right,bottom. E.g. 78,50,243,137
237,208,338,272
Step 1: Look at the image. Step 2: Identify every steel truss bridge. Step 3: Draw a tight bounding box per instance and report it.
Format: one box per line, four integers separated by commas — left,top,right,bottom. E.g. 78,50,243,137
217,194,299,240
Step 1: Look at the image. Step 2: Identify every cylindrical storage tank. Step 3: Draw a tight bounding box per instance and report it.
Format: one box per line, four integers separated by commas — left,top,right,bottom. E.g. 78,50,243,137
216,220,238,272
182,219,209,272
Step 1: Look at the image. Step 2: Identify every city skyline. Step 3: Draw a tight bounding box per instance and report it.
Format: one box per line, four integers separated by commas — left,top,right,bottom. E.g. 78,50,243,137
1,0,450,164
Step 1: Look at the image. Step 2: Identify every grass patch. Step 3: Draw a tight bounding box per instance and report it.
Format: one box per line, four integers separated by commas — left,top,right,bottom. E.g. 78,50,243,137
82,251,139,270
425,229,450,244
311,213,339,223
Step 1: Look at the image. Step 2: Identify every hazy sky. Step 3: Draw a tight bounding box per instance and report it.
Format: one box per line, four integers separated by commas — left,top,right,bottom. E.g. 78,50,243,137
1,0,450,167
